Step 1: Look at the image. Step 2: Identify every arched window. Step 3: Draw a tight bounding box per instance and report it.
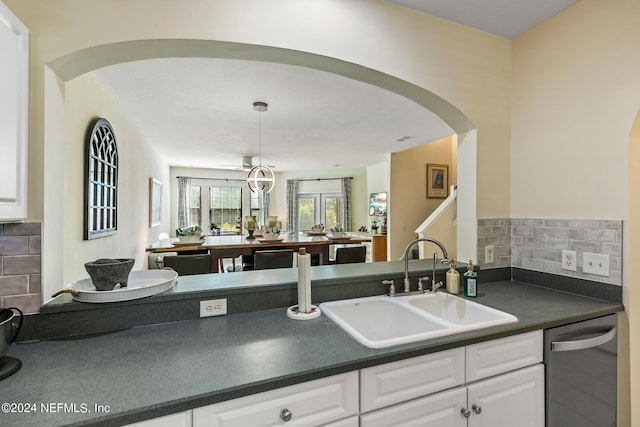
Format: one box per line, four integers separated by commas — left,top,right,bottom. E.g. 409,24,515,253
84,118,118,240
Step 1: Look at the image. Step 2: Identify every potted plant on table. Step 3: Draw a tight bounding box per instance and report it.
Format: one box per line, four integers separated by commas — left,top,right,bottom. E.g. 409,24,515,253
371,218,380,234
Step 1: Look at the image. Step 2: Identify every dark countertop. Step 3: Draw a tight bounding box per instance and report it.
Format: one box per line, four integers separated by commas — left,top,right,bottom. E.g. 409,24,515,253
0,279,622,427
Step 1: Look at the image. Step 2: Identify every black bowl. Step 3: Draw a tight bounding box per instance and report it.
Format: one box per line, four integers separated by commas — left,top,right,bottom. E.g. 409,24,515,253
84,258,135,291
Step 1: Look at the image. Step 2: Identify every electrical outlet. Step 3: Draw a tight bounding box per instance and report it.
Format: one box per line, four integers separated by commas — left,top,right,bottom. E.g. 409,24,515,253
583,253,610,277
561,250,577,271
200,299,227,317
485,246,494,264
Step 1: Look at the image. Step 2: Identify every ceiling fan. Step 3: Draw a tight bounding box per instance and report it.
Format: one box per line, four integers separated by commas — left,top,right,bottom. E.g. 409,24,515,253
216,155,275,171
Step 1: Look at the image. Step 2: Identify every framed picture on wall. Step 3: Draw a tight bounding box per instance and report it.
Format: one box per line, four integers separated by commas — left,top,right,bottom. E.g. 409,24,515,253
149,177,162,228
426,164,448,199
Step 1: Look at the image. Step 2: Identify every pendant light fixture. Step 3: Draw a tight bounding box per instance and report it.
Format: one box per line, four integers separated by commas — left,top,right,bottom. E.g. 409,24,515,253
247,101,275,193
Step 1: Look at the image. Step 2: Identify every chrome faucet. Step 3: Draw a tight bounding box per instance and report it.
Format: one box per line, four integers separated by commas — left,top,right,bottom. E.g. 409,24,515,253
403,237,450,294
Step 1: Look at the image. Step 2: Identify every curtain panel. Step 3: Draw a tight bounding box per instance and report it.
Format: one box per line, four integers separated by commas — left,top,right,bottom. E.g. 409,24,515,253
341,177,352,231
286,179,298,232
177,176,191,229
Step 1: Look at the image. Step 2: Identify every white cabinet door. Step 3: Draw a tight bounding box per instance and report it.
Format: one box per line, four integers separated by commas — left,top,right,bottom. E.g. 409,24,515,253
0,1,28,221
467,364,544,427
124,411,192,427
360,386,467,427
193,372,358,427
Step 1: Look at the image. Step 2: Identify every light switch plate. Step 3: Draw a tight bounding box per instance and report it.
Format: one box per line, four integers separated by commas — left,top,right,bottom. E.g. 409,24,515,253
583,252,610,277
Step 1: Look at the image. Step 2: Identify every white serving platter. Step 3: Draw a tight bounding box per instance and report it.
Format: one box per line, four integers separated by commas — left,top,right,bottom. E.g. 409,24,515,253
67,270,178,303
257,238,285,243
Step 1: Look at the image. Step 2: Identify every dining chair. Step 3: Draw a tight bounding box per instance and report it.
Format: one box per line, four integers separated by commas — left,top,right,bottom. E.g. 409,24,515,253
254,249,294,270
335,245,367,264
162,254,211,275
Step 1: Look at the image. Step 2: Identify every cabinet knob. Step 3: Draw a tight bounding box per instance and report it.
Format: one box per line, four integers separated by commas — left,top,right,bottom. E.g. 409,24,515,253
280,408,293,422
472,404,482,415
461,408,471,418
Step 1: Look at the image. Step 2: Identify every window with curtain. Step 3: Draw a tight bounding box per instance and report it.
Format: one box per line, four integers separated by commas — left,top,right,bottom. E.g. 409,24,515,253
189,185,201,228
185,183,244,232
209,186,242,231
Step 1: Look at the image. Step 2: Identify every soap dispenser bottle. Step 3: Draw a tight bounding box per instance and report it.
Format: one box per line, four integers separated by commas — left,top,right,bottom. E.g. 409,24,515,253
464,260,477,297
445,260,460,294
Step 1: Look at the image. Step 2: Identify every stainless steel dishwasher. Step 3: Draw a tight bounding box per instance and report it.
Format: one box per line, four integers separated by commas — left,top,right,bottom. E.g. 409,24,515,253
544,313,617,427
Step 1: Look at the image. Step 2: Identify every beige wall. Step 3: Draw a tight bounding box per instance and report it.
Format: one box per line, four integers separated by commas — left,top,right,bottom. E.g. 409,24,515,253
511,0,640,425
389,136,455,259
5,0,511,224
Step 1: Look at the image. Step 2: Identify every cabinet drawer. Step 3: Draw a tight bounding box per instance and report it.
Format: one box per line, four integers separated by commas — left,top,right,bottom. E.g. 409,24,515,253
360,348,465,412
193,371,358,427
466,331,542,382
360,386,467,427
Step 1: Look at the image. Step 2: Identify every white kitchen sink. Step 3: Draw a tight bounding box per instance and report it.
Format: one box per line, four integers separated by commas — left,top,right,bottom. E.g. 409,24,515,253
406,292,518,327
319,293,517,349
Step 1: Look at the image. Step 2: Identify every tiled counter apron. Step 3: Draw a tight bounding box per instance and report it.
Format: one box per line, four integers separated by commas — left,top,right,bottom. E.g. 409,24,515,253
0,281,622,426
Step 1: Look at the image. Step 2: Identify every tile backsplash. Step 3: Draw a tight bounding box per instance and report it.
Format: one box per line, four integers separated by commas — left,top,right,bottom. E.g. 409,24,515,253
0,222,42,313
478,218,622,286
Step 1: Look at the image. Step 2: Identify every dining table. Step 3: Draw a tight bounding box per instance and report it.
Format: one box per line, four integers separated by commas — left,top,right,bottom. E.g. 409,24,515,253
146,232,371,273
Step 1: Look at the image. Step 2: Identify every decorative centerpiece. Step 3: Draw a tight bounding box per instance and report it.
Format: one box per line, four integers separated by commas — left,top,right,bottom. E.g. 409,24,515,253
84,258,134,291
245,215,257,239
262,227,281,240
266,215,278,228
330,225,347,238
176,225,204,243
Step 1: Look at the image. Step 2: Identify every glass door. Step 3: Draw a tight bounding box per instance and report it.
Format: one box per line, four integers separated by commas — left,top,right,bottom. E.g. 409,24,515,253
297,193,341,232
297,194,320,231
323,194,342,230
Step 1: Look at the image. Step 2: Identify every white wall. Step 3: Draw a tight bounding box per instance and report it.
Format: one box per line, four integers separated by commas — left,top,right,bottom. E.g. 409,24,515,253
274,167,368,231
168,166,368,234
53,73,170,296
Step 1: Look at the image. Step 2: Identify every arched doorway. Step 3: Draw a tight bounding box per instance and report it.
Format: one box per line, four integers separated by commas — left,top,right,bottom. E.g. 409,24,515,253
42,39,478,300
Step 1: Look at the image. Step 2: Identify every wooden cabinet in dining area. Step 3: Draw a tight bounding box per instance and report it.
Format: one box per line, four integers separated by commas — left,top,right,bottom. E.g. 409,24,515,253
348,232,387,262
